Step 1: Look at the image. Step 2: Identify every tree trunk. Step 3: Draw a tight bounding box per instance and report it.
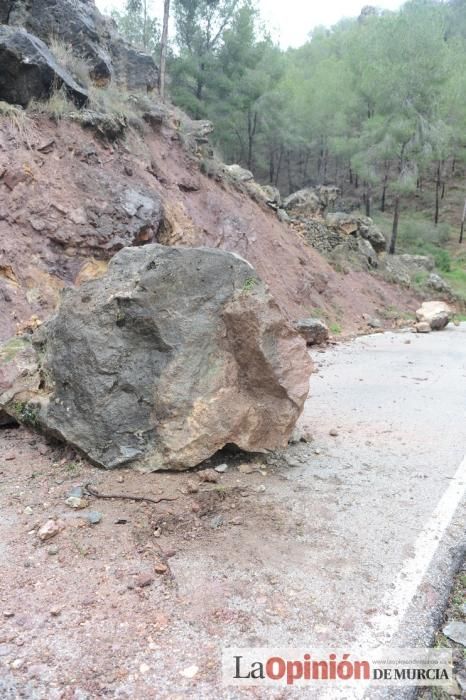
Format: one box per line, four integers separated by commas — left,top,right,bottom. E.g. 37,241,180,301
158,0,170,101
349,165,353,185
247,110,258,171
380,182,387,212
460,198,466,244
434,162,441,225
389,195,400,255
365,182,371,217
354,174,359,189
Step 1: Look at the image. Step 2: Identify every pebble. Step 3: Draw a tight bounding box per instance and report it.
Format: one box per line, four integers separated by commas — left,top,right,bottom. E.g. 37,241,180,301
314,448,321,455
65,496,89,509
154,562,168,574
214,463,228,473
136,573,154,588
153,527,162,538
164,549,176,558
11,659,24,670
117,475,124,483
37,519,63,541
180,665,198,679
4,452,16,461
68,486,84,498
256,485,266,493
3,611,14,618
50,608,61,617
210,514,224,529
329,429,339,437
139,663,150,674
86,511,102,525
186,480,199,494
23,506,33,515
198,468,218,483
47,545,59,556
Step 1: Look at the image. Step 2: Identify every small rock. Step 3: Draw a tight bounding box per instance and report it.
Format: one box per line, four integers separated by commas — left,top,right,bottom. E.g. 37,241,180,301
367,317,382,329
50,608,61,617
37,445,49,456
214,463,228,473
37,519,62,541
47,545,59,555
117,475,124,483
3,610,14,618
23,506,33,515
154,562,168,574
4,452,15,461
186,480,199,494
180,665,199,679
136,573,154,588
210,514,224,529
68,486,84,498
329,428,339,437
86,511,102,525
139,662,150,674
256,485,266,493
153,527,162,538
314,448,321,455
443,621,466,646
198,468,218,483
65,496,89,509
414,321,431,333
164,549,176,558
11,659,24,670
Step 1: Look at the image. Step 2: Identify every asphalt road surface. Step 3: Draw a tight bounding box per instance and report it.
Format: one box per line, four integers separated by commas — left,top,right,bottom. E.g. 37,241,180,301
1,324,465,699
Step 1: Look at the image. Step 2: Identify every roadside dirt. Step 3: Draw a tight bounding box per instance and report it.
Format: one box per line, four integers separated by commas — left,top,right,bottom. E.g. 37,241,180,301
0,423,306,699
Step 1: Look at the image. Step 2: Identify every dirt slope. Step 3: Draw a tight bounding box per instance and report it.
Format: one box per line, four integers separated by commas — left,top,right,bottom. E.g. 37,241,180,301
0,115,421,341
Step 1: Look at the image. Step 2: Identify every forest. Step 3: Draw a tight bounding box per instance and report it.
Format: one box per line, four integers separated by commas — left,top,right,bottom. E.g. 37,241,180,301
113,0,466,257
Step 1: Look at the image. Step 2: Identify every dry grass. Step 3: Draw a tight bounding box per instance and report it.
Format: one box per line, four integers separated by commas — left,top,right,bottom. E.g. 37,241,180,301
0,101,34,146
28,88,75,121
49,38,91,88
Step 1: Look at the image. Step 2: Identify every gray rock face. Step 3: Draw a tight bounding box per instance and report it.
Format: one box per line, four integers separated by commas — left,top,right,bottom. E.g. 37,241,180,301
0,26,88,107
0,0,12,22
5,0,158,91
294,318,329,345
0,245,312,471
443,621,466,646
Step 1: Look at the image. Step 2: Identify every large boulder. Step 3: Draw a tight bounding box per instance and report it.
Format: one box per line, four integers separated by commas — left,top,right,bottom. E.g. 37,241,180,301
0,26,88,107
415,301,452,330
0,245,312,471
5,0,158,90
284,186,339,218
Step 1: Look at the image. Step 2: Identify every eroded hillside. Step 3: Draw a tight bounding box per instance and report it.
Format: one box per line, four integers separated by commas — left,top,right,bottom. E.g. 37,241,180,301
0,112,422,341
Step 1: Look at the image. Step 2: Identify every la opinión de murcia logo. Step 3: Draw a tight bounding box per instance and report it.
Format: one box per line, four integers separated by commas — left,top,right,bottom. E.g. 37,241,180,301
222,648,455,688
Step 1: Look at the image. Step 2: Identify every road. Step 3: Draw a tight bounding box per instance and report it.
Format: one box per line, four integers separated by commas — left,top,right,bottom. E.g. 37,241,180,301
0,324,465,699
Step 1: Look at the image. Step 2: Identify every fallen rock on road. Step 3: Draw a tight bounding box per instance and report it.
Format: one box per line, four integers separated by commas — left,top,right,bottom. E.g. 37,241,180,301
0,244,312,471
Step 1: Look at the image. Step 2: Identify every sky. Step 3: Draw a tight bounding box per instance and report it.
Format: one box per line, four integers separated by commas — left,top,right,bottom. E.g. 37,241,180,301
97,0,405,49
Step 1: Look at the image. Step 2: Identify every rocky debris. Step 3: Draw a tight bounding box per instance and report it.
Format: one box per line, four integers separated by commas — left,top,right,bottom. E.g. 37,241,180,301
65,496,89,509
325,213,386,253
198,469,219,483
416,301,452,331
443,621,466,646
37,519,63,541
414,321,431,333
426,272,452,295
86,511,102,524
284,186,339,217
294,318,329,346
4,0,158,91
0,245,312,471
398,254,435,271
0,26,88,108
224,164,254,182
380,253,434,288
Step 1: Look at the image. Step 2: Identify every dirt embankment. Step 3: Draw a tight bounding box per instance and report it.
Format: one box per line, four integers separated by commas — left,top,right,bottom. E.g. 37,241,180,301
0,115,421,340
